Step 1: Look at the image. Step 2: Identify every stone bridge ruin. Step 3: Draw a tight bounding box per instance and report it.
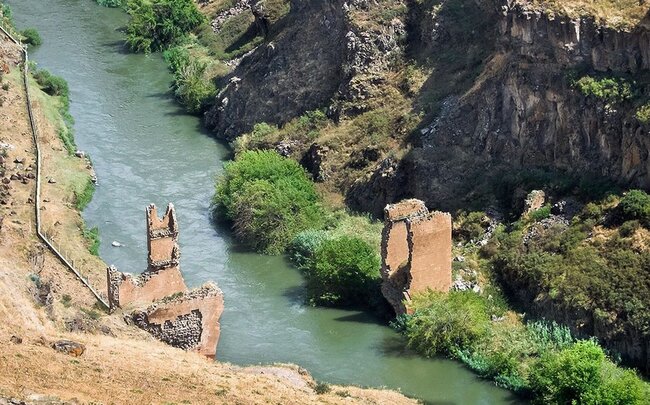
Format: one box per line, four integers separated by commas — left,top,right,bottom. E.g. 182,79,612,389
107,203,224,357
381,199,452,315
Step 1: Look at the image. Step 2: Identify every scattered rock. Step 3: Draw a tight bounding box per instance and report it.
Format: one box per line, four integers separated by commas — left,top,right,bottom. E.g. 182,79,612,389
26,173,35,179
74,150,85,158
9,335,22,344
9,174,19,181
13,158,24,164
51,340,85,357
47,178,56,184
111,241,123,247
1,177,9,184
454,255,465,262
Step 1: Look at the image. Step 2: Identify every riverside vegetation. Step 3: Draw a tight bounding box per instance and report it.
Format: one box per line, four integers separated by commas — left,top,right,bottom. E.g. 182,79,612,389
97,0,650,403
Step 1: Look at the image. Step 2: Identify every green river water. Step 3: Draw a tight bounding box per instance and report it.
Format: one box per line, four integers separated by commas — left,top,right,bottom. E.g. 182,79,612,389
7,1,522,403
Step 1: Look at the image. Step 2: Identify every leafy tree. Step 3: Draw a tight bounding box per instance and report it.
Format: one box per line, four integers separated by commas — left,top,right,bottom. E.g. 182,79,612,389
214,150,324,254
125,0,205,53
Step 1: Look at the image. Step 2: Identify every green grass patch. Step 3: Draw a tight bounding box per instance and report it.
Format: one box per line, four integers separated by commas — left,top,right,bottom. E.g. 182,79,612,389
74,178,96,211
82,225,100,256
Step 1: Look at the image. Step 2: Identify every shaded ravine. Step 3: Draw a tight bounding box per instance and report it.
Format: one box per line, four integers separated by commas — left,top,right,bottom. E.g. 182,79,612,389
7,1,521,403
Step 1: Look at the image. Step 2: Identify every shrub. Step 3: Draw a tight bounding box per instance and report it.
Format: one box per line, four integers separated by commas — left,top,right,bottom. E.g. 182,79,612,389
171,59,216,113
303,236,380,307
575,76,634,103
125,0,205,53
526,321,575,354
455,211,489,241
406,291,490,357
529,204,552,222
530,340,647,405
619,190,650,225
619,220,640,237
32,69,69,98
636,103,650,124
214,150,324,254
288,229,329,269
21,28,42,46
231,178,324,254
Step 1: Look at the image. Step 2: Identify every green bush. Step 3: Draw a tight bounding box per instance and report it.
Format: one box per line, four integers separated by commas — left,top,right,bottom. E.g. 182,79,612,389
530,340,647,405
32,69,69,98
636,103,650,124
529,204,552,222
455,211,489,241
288,229,329,269
619,190,650,225
303,236,380,307
406,291,490,357
21,28,42,46
214,150,324,254
172,59,216,113
125,0,205,53
575,76,634,103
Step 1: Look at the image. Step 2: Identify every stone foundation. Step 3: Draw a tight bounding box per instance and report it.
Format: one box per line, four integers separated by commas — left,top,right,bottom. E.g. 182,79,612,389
381,199,452,315
107,203,224,356
131,283,224,357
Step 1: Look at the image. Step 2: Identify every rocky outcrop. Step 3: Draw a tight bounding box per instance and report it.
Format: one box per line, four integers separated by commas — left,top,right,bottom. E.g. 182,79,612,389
381,199,452,315
107,204,224,357
204,0,405,140
205,0,348,139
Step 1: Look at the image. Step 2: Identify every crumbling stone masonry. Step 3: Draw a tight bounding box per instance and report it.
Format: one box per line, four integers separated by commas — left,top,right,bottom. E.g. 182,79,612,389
107,203,224,357
131,282,223,356
381,199,452,315
107,204,186,308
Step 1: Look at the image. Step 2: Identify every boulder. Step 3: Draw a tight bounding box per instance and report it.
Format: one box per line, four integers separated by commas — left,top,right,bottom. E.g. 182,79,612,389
51,340,85,357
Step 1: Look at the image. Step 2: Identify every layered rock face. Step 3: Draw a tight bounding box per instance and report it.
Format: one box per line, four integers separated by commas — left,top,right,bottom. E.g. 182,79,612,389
107,204,224,357
349,0,650,214
381,199,452,315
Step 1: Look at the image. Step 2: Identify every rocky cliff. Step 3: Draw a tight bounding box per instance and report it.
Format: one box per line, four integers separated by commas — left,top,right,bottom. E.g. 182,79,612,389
204,0,406,140
351,0,650,213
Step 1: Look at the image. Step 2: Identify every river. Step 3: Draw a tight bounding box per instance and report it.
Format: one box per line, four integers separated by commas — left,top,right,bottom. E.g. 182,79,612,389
7,1,521,403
